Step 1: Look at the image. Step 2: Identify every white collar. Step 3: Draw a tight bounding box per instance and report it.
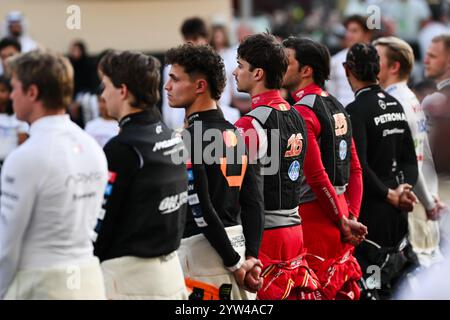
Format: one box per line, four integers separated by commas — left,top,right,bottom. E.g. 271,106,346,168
29,114,70,136
437,78,450,91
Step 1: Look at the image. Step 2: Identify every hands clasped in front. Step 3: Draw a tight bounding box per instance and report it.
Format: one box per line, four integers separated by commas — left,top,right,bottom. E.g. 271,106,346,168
233,257,264,293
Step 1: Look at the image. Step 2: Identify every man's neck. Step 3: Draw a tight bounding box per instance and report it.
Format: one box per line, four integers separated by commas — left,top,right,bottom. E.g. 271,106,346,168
247,79,276,98
185,95,217,118
291,78,315,93
352,80,377,93
28,106,66,125
436,71,450,84
118,106,143,122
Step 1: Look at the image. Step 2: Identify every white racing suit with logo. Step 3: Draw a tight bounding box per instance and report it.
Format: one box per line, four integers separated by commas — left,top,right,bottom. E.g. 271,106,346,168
386,82,443,268
0,115,108,299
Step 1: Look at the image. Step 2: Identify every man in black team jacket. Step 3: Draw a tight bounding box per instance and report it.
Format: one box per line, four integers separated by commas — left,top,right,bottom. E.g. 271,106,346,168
94,51,188,299
344,43,419,299
164,44,265,299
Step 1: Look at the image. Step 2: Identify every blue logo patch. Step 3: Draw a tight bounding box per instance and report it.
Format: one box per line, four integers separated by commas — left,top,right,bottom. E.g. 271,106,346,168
187,169,194,181
104,184,113,196
288,160,300,181
339,140,347,160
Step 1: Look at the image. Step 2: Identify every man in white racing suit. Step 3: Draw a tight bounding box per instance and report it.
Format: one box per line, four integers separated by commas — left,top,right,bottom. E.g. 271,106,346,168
375,36,446,267
0,51,108,299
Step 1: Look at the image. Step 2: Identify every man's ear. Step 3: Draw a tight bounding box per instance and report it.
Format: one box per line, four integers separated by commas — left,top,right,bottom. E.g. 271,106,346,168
26,84,39,102
302,65,313,78
195,79,208,94
119,84,129,101
343,64,350,78
254,68,264,82
390,61,401,75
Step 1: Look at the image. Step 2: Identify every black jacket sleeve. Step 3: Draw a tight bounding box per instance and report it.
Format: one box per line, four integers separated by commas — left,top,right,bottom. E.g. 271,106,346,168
93,140,140,261
348,109,389,199
191,163,241,268
239,162,264,258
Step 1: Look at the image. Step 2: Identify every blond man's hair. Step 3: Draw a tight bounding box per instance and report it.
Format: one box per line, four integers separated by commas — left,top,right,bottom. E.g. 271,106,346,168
373,36,414,81
8,50,74,110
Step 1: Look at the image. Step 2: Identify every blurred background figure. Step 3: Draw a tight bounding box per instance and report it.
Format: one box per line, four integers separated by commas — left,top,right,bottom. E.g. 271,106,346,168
418,2,450,69
1,11,37,53
327,15,373,107
67,40,100,128
0,75,28,176
0,37,21,77
228,22,254,116
210,24,240,123
422,34,450,174
68,40,98,98
84,93,119,148
412,79,437,103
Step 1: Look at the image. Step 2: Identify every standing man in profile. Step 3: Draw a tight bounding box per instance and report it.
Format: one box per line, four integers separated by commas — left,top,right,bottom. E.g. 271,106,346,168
164,44,264,299
327,15,373,107
282,37,367,300
0,51,108,299
161,17,210,129
374,36,445,267
94,51,188,300
233,33,320,300
344,43,419,299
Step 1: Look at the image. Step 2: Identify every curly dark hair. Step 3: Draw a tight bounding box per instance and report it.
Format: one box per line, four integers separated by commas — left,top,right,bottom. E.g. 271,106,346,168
237,33,288,89
99,51,161,108
283,36,330,87
165,44,226,101
345,43,380,82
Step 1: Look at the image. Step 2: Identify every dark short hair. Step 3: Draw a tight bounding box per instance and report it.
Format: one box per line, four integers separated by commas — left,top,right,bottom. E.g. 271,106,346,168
432,34,450,53
344,14,371,33
99,51,161,108
165,44,226,101
9,50,74,110
283,36,330,87
237,33,288,89
345,43,380,82
180,17,209,41
0,37,21,53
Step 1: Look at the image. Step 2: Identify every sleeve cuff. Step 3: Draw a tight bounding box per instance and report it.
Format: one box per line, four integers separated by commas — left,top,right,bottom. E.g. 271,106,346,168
226,256,244,272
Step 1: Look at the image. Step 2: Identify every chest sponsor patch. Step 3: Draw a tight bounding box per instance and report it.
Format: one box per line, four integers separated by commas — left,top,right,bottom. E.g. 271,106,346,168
158,191,188,214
